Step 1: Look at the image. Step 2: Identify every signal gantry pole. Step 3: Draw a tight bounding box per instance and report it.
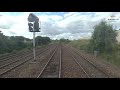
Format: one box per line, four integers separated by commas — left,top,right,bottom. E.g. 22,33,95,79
33,23,36,61
28,13,40,62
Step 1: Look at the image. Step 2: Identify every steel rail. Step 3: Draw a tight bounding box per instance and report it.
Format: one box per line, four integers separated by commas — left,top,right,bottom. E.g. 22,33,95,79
64,46,90,78
37,46,58,78
0,45,54,77
70,46,113,78
58,45,62,78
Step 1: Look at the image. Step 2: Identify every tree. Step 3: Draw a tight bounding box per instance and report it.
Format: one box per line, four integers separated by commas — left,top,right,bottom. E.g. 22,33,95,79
59,38,71,43
0,31,11,53
0,32,32,54
35,36,51,46
90,21,117,53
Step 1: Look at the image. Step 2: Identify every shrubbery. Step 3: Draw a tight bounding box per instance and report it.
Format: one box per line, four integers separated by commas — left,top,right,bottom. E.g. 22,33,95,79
0,31,51,54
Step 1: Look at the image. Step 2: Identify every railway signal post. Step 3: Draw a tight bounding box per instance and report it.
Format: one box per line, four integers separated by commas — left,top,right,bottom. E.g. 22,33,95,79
28,13,41,61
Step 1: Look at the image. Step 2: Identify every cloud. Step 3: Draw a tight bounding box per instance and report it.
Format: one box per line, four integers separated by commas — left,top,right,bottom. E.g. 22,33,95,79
39,14,63,22
0,25,11,29
65,20,93,34
40,20,64,36
0,15,15,29
48,32,92,40
8,31,16,35
0,12,120,40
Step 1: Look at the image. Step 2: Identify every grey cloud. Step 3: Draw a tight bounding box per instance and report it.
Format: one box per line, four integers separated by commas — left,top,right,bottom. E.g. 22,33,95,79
41,21,63,36
0,22,14,29
66,20,94,34
0,25,11,29
39,19,94,40
9,31,16,35
40,13,120,40
66,21,84,34
47,32,92,40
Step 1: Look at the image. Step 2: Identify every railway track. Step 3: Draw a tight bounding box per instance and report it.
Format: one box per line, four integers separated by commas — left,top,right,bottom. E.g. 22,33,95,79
0,47,48,69
0,50,33,66
0,46,47,63
59,45,62,78
0,44,118,78
0,48,32,61
0,45,53,66
65,45,112,78
61,45,89,78
37,45,61,78
0,45,56,78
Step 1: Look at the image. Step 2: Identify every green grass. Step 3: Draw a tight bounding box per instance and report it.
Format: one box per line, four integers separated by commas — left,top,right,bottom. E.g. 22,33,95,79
100,50,120,68
68,39,120,68
68,39,90,51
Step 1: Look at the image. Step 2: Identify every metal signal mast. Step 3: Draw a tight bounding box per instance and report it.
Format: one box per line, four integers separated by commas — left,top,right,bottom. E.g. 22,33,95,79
28,13,41,61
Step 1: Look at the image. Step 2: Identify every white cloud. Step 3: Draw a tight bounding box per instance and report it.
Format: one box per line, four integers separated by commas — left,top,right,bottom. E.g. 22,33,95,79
0,15,15,29
0,12,120,40
39,15,63,22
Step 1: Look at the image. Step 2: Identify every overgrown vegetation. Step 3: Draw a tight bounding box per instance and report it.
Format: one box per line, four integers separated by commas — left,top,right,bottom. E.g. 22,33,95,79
0,32,31,54
68,39,90,52
59,38,71,44
35,36,51,46
0,31,51,55
68,21,120,67
90,21,117,53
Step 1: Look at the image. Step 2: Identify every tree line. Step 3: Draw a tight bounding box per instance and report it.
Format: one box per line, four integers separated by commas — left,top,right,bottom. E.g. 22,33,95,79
69,21,118,54
0,31,51,54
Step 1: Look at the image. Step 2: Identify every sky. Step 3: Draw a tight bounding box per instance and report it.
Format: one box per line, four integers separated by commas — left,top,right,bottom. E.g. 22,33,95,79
0,12,120,40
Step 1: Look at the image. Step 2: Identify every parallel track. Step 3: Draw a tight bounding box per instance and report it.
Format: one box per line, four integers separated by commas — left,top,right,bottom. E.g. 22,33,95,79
68,45,113,78
37,45,61,78
0,45,48,63
0,45,55,77
0,45,51,66
0,44,116,78
63,46,90,78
